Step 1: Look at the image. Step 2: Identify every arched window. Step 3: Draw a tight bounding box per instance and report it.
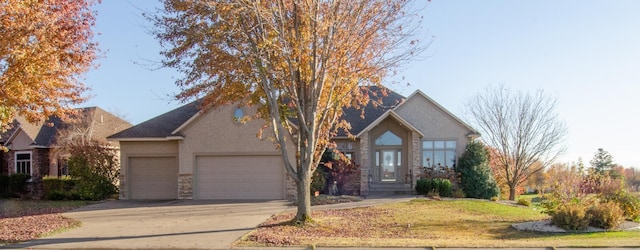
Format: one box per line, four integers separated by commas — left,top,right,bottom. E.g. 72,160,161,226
375,131,402,146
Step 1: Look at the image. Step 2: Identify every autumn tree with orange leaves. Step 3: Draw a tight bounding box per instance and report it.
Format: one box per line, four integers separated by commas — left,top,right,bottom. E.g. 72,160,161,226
0,0,99,133
150,0,425,223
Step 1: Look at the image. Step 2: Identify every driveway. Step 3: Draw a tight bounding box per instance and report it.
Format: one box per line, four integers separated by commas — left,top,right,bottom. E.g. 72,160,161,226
4,199,291,249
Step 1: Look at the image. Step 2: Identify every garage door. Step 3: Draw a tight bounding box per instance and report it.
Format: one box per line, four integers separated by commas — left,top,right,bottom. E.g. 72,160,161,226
196,155,284,199
129,157,178,199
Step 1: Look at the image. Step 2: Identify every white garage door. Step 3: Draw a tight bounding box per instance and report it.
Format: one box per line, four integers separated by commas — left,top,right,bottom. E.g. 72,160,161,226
196,155,284,200
129,157,178,199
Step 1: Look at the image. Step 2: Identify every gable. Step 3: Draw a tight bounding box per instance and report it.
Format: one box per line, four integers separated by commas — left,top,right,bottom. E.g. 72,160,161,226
9,129,35,150
177,104,283,153
394,90,478,139
109,101,200,140
337,86,405,137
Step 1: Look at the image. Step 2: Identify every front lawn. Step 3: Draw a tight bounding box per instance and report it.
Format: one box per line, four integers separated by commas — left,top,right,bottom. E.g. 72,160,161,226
237,198,640,248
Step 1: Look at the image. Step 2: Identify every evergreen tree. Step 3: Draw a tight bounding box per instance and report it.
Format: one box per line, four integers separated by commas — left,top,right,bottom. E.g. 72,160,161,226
590,148,614,174
456,141,500,199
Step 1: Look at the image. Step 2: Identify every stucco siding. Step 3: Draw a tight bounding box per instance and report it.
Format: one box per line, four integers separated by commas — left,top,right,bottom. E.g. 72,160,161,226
10,131,33,151
395,94,472,161
178,105,294,174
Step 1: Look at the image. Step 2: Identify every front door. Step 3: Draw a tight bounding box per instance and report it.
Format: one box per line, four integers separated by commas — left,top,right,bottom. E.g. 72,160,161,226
379,149,401,182
373,130,403,183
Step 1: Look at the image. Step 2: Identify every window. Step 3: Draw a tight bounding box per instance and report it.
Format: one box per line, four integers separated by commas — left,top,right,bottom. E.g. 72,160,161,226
375,131,402,146
422,140,456,168
15,152,32,175
233,107,244,122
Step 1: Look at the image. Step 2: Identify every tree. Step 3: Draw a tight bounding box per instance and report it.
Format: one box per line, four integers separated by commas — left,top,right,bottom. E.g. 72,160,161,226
590,148,614,174
456,141,500,199
0,0,98,133
150,0,424,223
466,85,568,200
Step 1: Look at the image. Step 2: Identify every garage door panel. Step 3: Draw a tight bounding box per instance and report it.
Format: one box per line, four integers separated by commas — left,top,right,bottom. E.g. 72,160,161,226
130,157,178,199
196,155,284,200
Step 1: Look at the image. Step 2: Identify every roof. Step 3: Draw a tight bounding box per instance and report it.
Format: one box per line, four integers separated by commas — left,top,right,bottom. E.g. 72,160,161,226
337,86,405,137
108,101,200,140
107,86,478,141
0,107,132,147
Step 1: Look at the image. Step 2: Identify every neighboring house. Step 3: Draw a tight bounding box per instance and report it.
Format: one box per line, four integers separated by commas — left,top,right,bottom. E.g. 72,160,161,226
109,87,479,200
0,107,132,195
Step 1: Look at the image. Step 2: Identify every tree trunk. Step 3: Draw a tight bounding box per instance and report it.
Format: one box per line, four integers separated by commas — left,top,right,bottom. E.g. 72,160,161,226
508,186,516,201
293,163,312,224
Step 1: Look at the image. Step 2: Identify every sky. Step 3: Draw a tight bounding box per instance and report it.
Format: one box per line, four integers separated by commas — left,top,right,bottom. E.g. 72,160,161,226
83,1,640,168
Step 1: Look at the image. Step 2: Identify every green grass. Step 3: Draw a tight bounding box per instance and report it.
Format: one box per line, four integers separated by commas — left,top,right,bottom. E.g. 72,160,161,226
237,198,640,248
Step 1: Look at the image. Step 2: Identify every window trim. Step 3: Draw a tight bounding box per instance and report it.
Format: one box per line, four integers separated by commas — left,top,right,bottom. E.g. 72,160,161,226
422,140,457,169
232,107,246,125
14,151,32,175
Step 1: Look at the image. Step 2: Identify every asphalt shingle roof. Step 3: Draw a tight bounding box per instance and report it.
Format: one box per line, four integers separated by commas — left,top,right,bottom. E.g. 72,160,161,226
1,107,132,147
108,87,405,140
337,86,405,137
108,101,200,139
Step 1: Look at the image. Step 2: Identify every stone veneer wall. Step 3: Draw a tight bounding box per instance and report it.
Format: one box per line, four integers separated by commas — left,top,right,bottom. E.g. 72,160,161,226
118,173,126,200
411,131,421,189
359,133,370,196
178,174,193,199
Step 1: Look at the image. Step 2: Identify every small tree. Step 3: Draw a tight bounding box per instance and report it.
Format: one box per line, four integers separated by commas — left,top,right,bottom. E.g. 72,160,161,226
67,143,119,200
590,148,614,175
456,141,500,199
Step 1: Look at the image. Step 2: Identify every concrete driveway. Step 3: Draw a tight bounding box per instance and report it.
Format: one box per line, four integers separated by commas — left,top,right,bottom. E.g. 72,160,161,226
5,199,291,249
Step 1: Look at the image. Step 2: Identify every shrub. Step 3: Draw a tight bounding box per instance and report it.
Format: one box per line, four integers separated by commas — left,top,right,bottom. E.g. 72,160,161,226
311,167,328,195
0,174,9,198
416,179,432,195
551,202,591,230
588,201,624,229
456,141,500,199
1,173,31,197
433,178,452,197
416,178,452,197
600,190,640,222
517,197,531,207
42,176,77,200
66,143,120,200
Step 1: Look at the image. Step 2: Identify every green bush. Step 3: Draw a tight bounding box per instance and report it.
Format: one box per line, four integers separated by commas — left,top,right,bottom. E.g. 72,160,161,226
0,174,9,198
601,190,640,222
416,179,432,195
0,174,30,197
311,167,328,195
42,176,77,200
517,197,532,207
416,178,452,197
551,203,591,230
456,141,500,199
67,147,119,200
433,178,452,197
588,201,624,229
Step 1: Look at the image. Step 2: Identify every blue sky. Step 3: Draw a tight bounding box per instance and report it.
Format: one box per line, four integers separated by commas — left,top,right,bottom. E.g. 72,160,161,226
83,1,640,168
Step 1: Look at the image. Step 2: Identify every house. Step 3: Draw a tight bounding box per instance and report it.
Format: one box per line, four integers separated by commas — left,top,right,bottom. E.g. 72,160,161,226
109,87,479,200
0,107,132,195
